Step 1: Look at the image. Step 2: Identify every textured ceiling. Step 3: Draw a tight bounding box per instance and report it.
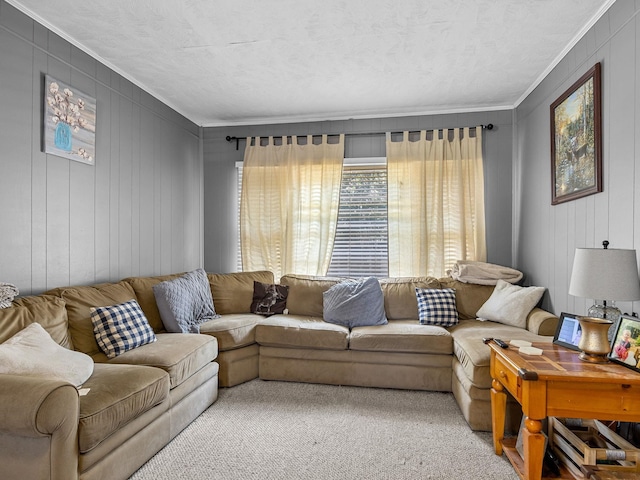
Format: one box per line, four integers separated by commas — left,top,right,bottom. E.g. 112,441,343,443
9,0,613,126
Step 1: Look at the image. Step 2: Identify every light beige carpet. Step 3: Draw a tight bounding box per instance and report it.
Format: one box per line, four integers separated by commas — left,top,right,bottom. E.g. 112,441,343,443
130,379,517,479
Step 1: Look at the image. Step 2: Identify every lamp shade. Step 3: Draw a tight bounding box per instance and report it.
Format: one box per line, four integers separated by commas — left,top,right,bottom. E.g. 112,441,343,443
569,248,640,301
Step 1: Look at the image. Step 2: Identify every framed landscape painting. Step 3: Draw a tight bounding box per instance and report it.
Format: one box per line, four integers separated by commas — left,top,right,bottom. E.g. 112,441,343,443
43,75,96,165
550,63,602,205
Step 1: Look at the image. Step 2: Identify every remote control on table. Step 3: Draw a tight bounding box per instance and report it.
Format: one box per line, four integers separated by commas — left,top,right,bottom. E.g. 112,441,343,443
493,339,509,348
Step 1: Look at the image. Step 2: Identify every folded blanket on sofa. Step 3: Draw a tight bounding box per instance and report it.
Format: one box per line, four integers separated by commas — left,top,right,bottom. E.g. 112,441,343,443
0,283,19,308
447,261,523,286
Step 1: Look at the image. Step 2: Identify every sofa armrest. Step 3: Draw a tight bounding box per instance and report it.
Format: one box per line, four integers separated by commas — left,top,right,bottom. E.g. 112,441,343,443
0,375,79,480
526,308,559,336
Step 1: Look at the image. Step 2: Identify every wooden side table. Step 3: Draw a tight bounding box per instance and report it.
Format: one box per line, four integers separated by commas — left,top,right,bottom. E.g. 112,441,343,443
488,341,640,480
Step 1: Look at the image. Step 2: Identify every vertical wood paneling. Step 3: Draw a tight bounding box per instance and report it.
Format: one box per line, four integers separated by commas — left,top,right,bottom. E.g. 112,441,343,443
0,1,203,295
516,2,640,317
94,83,111,282
109,92,121,279
118,97,133,279
130,104,141,276
139,108,155,273
607,23,635,248
0,30,33,290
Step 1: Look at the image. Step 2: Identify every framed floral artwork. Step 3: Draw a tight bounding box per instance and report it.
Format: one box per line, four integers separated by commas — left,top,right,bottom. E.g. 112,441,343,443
550,62,602,205
43,75,96,165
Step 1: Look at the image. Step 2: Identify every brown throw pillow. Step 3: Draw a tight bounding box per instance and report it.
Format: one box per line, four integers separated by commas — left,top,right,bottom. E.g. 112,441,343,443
250,282,289,316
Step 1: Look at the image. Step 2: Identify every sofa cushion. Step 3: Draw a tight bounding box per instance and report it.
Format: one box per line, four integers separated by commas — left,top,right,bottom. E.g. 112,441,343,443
416,288,459,326
124,273,184,332
323,277,387,328
256,314,349,350
380,277,441,320
350,320,453,354
476,279,545,328
250,281,289,316
91,299,157,359
2,295,72,349
106,333,218,389
199,313,261,351
208,271,275,314
49,282,138,358
0,322,94,387
437,278,495,320
449,319,553,389
78,363,169,453
153,269,220,333
279,274,344,317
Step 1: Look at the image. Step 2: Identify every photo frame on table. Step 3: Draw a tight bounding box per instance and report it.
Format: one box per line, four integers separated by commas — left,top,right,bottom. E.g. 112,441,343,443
608,315,640,372
550,62,602,205
552,312,582,351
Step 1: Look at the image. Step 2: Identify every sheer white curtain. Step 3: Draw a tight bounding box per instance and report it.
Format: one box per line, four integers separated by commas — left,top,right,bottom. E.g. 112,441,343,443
386,127,486,277
240,135,344,279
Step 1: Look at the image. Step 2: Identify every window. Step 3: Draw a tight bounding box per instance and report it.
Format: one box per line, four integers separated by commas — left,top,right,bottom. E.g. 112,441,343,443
236,158,388,277
327,158,388,277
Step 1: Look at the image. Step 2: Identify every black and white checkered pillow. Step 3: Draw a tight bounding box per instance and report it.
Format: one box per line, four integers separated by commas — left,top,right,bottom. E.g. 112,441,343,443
91,299,156,358
415,288,459,327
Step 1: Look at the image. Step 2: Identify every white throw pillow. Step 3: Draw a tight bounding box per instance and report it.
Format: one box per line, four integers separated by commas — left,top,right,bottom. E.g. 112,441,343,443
476,279,545,329
0,322,94,387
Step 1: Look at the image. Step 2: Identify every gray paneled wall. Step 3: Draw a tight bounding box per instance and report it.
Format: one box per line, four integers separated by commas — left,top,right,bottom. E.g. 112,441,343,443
515,0,640,316
204,110,514,274
0,1,203,295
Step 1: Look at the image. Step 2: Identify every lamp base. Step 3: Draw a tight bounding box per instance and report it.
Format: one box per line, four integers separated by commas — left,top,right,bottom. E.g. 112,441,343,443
578,351,610,364
577,316,614,364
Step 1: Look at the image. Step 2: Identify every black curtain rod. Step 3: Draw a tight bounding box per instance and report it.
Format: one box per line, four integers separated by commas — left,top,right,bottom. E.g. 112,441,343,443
225,124,493,150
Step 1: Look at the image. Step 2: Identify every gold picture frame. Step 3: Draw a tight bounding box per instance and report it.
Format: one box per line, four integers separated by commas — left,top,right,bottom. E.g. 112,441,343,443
550,63,602,205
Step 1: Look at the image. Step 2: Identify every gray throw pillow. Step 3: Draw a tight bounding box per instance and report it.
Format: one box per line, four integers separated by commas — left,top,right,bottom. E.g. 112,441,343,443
153,268,220,333
323,277,387,328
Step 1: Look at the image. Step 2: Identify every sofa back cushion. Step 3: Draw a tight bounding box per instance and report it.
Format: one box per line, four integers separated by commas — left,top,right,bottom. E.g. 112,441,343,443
280,274,344,317
50,282,138,358
2,295,73,349
208,271,274,314
380,277,441,320
124,273,184,332
437,278,495,320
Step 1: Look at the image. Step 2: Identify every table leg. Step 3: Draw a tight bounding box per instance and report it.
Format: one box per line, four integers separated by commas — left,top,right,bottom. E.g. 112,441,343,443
491,378,506,455
523,417,545,480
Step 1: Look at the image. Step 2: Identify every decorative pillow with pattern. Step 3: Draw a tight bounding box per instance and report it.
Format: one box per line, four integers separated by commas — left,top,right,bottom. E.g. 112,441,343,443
415,288,459,327
153,268,220,333
251,281,289,316
90,299,156,359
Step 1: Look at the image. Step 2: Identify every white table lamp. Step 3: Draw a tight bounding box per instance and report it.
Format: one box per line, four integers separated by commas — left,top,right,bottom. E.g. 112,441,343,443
569,241,640,359
569,241,640,320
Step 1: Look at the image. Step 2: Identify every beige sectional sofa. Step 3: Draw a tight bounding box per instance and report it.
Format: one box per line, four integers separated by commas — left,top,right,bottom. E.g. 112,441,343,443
196,271,558,431
0,269,557,480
